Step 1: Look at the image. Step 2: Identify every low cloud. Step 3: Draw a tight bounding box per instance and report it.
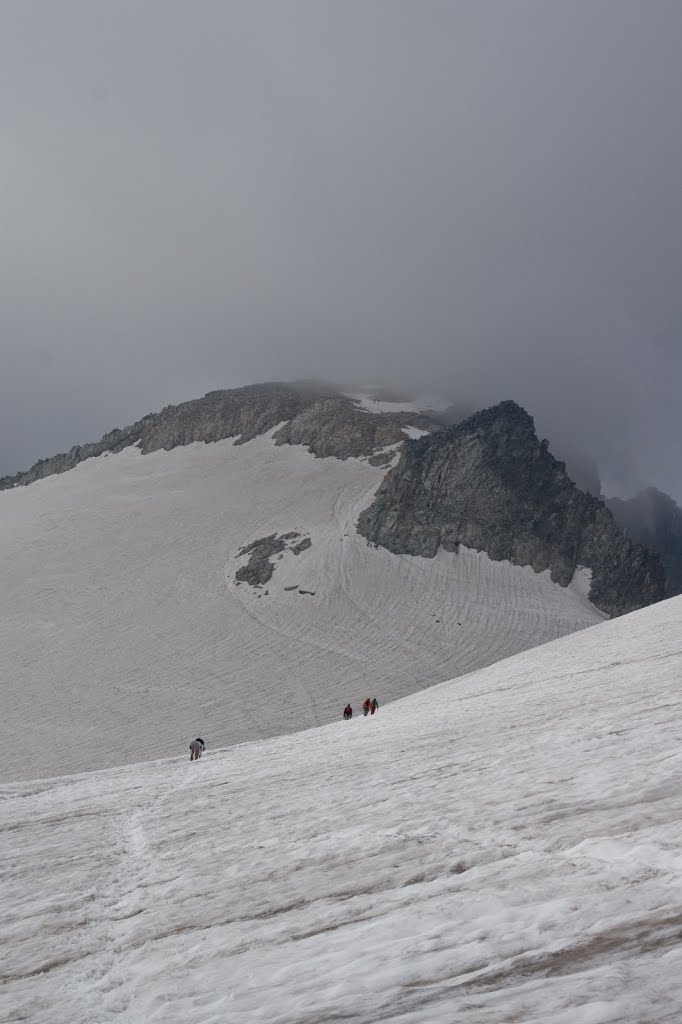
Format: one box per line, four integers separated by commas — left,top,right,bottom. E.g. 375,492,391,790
1,1,680,502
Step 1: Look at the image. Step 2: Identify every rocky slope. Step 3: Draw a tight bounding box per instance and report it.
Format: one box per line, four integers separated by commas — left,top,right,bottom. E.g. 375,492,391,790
0,382,439,489
357,401,665,616
273,397,436,459
608,488,682,597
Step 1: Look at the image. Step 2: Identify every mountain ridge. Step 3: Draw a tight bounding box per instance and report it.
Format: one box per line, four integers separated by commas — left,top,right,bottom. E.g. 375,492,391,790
0,381,439,490
2,384,666,619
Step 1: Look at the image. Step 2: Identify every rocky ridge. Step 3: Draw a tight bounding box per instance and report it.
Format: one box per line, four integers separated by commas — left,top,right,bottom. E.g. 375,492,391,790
273,397,436,460
0,383,440,489
357,401,665,617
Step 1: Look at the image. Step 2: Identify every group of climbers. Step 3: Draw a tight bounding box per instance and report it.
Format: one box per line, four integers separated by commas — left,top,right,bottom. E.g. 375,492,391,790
189,695,380,762
364,696,379,716
344,696,379,720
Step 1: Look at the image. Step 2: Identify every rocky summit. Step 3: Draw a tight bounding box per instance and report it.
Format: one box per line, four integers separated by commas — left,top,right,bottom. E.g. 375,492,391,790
357,400,665,617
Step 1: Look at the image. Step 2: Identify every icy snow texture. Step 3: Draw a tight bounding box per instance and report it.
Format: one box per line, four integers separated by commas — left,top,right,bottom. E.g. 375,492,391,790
346,392,450,415
1,597,681,1023
0,433,602,781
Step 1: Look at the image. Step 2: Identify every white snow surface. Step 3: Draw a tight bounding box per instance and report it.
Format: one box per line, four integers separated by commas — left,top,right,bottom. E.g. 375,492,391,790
0,433,604,782
2,596,681,1023
345,392,449,415
401,425,431,440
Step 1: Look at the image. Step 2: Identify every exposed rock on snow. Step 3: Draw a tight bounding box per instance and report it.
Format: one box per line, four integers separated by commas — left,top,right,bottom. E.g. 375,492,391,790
357,400,665,616
291,537,312,554
234,531,312,587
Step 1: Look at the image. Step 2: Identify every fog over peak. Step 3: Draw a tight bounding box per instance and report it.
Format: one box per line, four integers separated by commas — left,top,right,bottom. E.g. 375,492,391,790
1,1,680,502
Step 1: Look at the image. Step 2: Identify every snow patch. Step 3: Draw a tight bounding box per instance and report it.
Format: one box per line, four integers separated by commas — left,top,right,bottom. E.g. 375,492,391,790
402,425,431,440
345,392,450,415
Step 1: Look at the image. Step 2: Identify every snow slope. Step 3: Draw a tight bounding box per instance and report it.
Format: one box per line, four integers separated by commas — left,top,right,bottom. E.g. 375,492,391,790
0,432,603,782
2,597,681,1023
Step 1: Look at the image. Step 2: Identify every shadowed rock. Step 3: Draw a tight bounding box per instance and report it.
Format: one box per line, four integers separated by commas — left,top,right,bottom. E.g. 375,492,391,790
357,401,665,617
235,535,289,586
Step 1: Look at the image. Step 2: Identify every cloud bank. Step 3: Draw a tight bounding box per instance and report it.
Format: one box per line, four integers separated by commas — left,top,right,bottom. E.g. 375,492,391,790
1,1,680,500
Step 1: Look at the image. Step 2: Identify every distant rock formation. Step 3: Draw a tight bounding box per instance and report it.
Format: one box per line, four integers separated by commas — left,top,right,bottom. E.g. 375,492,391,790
607,488,682,597
357,401,665,617
0,382,440,490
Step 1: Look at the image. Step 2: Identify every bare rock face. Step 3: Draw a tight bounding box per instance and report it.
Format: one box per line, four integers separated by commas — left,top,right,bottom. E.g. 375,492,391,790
273,397,437,459
357,401,665,617
234,531,312,588
608,488,682,597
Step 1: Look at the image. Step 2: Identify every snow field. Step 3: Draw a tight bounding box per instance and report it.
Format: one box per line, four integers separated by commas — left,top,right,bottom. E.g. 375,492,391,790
0,432,603,781
1,596,681,1023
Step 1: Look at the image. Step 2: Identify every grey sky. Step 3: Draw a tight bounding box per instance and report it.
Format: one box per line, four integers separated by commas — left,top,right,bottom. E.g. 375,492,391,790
1,1,681,501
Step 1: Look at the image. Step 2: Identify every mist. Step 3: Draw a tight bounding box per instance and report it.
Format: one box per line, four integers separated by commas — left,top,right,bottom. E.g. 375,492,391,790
1,1,680,501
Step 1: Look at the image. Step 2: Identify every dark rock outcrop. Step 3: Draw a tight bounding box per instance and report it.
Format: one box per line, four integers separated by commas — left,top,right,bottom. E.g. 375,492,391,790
234,531,312,588
235,534,294,586
608,488,682,597
0,382,440,490
357,401,665,617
